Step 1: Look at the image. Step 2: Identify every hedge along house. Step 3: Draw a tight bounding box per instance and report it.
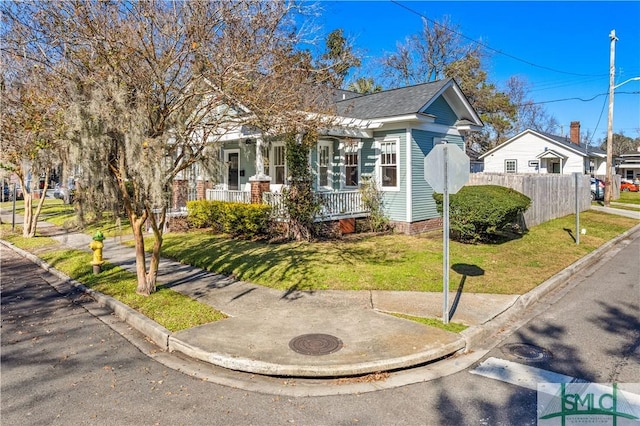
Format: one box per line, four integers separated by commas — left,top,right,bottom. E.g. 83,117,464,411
176,78,483,235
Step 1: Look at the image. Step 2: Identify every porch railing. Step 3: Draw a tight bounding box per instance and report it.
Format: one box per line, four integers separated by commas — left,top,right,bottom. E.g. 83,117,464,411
206,189,252,203
205,188,369,221
263,190,368,221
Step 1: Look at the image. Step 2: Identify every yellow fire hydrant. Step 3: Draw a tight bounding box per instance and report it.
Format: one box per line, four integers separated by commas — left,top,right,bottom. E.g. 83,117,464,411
89,231,105,274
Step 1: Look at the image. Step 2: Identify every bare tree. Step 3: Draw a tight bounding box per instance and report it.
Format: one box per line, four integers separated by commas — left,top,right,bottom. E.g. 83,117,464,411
2,0,338,295
381,16,516,150
506,76,559,137
0,54,64,237
382,16,479,87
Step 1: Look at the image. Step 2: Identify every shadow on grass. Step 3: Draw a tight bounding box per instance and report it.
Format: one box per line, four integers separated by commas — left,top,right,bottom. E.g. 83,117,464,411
563,227,576,243
158,231,406,293
159,233,321,291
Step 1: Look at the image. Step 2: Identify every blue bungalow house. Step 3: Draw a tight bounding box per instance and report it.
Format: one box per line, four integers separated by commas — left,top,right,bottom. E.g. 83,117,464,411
177,78,483,234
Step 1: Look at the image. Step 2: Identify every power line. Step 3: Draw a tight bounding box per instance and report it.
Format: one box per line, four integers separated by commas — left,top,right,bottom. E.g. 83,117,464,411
390,0,609,78
523,91,639,106
587,91,609,146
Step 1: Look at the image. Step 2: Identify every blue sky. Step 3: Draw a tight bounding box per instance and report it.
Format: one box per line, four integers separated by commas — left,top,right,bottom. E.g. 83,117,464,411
313,1,640,145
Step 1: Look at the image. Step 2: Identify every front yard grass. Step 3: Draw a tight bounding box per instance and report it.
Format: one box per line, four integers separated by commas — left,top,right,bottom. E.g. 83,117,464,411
616,190,640,206
0,229,225,332
156,210,638,295
2,198,638,332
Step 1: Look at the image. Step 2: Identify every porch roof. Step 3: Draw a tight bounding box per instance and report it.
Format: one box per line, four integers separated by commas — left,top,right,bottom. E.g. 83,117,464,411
536,149,566,160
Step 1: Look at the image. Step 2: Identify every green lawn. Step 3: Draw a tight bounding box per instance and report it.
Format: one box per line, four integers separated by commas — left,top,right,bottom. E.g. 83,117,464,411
3,197,638,297
154,210,637,295
617,190,640,206
2,197,638,331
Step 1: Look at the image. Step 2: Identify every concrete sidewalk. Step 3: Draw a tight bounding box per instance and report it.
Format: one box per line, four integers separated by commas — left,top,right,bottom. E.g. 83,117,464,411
1,208,638,378
591,203,640,219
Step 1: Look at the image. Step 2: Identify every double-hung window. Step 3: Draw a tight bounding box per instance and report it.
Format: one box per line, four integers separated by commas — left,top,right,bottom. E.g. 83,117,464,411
344,141,359,187
380,140,398,188
262,145,270,177
273,145,286,184
318,143,331,189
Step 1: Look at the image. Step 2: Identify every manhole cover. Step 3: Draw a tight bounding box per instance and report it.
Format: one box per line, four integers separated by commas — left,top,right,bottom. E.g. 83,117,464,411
289,333,343,356
503,343,552,362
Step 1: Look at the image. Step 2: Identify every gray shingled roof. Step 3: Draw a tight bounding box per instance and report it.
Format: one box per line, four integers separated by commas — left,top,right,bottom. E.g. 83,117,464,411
537,130,606,155
335,79,451,120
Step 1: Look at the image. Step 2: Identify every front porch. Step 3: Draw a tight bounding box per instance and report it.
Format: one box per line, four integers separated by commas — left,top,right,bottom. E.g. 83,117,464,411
206,187,369,222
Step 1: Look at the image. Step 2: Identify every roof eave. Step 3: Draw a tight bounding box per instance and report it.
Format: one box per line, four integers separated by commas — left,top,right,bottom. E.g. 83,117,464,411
372,113,435,125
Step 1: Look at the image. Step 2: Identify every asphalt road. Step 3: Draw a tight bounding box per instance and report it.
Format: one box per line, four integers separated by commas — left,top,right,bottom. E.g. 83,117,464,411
1,230,639,425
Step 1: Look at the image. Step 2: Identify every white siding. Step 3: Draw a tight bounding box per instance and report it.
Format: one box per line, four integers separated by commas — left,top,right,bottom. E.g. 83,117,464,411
482,133,587,175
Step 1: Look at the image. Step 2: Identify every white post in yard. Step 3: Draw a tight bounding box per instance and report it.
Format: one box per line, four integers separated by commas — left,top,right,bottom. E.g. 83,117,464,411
442,143,450,324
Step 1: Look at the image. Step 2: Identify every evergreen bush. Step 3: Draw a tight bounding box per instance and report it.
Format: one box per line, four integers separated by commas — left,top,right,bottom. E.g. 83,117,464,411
187,200,271,239
433,185,531,243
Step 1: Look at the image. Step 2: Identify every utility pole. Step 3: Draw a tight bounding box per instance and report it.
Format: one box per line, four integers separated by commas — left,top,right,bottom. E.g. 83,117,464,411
605,29,617,207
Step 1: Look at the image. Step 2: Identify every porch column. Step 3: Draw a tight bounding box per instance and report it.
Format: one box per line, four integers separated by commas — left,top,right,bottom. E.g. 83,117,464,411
249,178,271,204
172,179,188,209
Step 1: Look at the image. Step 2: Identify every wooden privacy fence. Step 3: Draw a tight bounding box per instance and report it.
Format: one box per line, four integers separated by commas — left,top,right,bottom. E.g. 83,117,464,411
467,173,598,228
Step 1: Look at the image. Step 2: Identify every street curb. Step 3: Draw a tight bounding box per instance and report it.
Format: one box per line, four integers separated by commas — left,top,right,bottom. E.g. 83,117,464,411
168,334,466,378
0,240,172,351
460,222,640,351
3,220,639,379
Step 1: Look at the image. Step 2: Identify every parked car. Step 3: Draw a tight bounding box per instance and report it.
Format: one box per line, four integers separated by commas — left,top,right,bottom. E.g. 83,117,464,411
590,178,605,201
53,179,76,204
620,180,639,192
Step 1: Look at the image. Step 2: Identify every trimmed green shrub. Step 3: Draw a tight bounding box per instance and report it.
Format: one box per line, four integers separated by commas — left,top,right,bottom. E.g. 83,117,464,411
186,200,225,231
433,185,531,243
220,202,272,239
187,200,272,239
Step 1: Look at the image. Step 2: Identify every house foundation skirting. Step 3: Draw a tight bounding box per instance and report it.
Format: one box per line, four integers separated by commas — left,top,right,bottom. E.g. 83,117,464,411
391,217,442,235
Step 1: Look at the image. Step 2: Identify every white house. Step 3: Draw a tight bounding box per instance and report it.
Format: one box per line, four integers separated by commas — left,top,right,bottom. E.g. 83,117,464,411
617,148,640,182
479,122,606,175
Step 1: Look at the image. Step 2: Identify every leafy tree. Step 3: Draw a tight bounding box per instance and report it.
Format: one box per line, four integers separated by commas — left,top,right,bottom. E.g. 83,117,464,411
599,132,640,157
3,1,338,295
347,77,382,94
316,29,362,88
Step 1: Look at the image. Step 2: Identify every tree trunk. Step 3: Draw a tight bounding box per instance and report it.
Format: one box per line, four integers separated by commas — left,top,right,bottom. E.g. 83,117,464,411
131,213,153,296
22,193,35,237
22,172,50,238
145,207,166,295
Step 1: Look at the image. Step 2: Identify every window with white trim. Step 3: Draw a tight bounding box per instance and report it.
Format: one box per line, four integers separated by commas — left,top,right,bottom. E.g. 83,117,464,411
505,159,517,173
273,145,286,184
380,140,398,187
344,141,359,187
318,143,331,188
262,145,270,177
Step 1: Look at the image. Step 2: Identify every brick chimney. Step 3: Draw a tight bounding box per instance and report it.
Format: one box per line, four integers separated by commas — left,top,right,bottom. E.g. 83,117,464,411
570,121,580,145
